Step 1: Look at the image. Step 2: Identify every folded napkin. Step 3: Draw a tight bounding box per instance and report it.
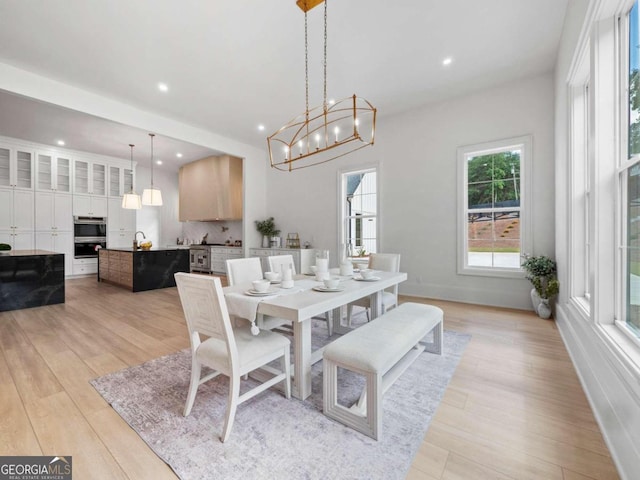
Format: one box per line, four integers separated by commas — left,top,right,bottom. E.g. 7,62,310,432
225,287,304,335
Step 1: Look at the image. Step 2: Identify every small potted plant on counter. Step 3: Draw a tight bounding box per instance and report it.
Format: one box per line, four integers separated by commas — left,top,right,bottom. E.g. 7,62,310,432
255,217,280,248
521,254,560,319
0,243,11,255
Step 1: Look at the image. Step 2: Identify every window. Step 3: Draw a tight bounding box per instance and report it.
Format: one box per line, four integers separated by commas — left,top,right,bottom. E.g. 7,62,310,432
620,0,640,340
458,136,531,276
568,42,592,312
340,167,377,259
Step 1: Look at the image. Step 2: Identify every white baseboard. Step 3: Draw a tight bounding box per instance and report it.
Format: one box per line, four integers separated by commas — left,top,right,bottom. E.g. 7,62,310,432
399,281,533,311
556,304,640,480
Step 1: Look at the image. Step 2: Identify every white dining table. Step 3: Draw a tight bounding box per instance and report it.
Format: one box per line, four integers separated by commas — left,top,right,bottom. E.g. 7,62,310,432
223,270,408,400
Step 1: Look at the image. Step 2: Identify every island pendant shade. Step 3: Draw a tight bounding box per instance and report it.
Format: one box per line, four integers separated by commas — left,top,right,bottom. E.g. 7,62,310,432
122,192,142,209
142,188,163,206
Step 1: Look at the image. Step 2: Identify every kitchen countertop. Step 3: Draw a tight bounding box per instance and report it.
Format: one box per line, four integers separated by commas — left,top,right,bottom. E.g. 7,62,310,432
0,249,63,257
188,244,242,248
101,247,186,253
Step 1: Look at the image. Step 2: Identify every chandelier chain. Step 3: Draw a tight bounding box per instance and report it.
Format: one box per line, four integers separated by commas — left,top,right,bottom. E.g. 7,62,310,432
323,0,327,111
304,10,309,118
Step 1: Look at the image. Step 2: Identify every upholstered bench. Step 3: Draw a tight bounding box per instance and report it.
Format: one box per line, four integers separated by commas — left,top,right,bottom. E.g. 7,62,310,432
322,302,443,440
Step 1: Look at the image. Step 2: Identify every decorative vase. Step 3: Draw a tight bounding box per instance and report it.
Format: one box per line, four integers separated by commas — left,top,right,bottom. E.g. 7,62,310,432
530,288,552,319
530,288,542,314
262,235,270,248
537,299,552,319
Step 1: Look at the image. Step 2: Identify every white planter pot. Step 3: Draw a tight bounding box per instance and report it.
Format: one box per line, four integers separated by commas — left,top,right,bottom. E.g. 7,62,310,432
530,288,552,319
262,235,270,248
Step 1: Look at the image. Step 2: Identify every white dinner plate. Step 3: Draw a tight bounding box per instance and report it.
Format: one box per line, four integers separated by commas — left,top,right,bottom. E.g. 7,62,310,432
244,289,278,296
312,286,346,292
353,276,381,282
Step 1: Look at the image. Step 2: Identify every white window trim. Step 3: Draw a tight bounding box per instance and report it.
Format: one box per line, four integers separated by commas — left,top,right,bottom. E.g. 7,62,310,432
457,135,532,278
337,164,379,262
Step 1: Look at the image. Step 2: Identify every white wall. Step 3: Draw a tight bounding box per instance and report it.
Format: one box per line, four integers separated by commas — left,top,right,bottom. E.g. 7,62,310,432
266,73,556,310
554,1,640,479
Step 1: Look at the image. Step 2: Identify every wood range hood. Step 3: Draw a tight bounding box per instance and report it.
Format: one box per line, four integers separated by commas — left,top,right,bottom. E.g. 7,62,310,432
178,155,243,221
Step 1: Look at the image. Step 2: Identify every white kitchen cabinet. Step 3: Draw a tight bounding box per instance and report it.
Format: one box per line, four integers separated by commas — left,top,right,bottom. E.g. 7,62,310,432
35,230,73,274
107,197,136,231
0,231,34,250
35,192,73,231
210,246,243,274
34,191,73,274
73,194,108,217
249,248,316,274
108,165,135,197
107,197,135,248
73,159,106,196
73,257,98,275
0,144,33,189
0,188,34,249
36,152,71,192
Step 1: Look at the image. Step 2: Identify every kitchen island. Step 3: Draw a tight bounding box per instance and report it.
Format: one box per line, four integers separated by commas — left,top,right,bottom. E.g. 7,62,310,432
98,247,189,292
0,250,65,312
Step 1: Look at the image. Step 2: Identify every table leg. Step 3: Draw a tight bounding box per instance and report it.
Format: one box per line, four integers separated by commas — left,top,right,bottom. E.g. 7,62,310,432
292,318,312,400
369,291,383,319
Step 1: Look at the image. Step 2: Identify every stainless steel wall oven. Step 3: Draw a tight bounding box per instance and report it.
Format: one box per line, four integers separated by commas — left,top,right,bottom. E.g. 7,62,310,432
74,216,107,258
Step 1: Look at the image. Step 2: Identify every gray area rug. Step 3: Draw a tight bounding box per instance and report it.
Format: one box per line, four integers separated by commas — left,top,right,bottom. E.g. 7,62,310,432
91,315,470,480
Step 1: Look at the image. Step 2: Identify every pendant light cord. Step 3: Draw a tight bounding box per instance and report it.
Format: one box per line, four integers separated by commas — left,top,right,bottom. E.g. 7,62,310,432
149,133,155,187
129,144,135,193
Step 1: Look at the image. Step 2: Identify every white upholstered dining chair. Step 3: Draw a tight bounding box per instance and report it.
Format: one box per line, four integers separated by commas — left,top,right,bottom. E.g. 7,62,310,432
346,253,401,326
267,254,296,275
225,257,291,331
174,272,291,442
226,257,264,285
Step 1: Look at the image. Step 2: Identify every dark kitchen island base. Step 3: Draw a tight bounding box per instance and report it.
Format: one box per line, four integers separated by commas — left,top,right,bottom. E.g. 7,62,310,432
98,248,189,292
0,250,65,312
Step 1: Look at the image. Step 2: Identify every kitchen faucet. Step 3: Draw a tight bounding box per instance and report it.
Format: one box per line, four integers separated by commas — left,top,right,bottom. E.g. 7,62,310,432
133,231,146,249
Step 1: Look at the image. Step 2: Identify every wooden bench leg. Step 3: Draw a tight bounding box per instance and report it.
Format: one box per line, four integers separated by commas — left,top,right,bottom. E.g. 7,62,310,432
323,360,380,440
421,320,443,355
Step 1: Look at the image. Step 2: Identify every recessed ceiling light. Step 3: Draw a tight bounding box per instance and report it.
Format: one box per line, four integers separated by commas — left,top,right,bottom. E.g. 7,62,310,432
56,140,65,146
156,160,163,165
258,124,265,131
328,99,335,105
158,82,169,92
176,152,183,158
442,57,453,66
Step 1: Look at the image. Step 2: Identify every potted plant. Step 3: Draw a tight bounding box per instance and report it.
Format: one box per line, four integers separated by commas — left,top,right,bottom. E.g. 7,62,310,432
255,217,280,248
521,254,560,319
0,243,11,255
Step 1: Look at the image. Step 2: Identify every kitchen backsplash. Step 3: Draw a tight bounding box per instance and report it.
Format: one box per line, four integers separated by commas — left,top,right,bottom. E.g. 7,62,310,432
181,220,242,245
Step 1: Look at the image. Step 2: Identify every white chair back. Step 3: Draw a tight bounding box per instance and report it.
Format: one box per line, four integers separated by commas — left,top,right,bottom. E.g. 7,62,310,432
174,272,238,365
368,253,401,273
267,254,297,275
226,257,263,286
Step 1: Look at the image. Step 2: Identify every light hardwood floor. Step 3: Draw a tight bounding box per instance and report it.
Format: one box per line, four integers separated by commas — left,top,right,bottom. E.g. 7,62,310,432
0,278,619,479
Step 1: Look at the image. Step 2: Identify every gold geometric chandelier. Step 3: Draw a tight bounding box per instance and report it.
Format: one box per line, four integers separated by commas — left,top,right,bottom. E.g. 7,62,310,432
267,0,377,171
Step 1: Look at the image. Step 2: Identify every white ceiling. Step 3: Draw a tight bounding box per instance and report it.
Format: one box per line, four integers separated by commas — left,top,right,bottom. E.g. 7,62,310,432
0,0,569,170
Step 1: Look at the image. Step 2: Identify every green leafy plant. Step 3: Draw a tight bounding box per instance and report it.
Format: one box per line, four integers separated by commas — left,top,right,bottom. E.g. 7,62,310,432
254,217,280,237
356,247,367,257
521,254,559,300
